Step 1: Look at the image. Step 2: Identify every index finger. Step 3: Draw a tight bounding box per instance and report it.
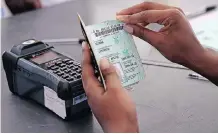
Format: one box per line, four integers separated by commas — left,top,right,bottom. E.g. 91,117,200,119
81,42,104,97
117,2,171,15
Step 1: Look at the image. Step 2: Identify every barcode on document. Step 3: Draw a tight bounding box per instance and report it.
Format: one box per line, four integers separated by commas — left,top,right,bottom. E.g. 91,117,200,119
95,25,123,37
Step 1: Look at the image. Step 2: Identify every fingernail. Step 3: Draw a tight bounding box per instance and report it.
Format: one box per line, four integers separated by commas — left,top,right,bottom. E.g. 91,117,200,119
100,58,110,70
82,41,87,49
124,25,133,34
116,11,123,15
115,67,121,77
116,15,126,21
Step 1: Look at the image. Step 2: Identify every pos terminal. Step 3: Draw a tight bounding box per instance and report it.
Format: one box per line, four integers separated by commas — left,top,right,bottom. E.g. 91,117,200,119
2,39,90,120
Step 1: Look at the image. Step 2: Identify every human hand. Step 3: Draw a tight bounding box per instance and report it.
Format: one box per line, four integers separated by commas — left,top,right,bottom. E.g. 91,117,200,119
116,2,204,66
116,2,218,86
81,42,139,132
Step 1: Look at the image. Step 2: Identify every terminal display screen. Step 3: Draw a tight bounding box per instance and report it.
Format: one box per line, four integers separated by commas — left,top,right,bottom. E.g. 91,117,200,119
31,51,60,64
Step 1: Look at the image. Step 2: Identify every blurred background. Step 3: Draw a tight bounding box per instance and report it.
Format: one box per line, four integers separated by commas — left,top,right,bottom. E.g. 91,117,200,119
1,0,218,19
1,0,218,65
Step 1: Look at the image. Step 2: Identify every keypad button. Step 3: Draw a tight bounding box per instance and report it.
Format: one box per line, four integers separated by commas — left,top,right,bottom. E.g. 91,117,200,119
53,70,60,74
66,77,74,81
71,67,76,70
63,59,70,63
47,64,55,69
64,69,71,73
60,67,67,71
70,72,76,76
55,61,62,66
76,69,82,73
68,64,74,68
57,72,64,76
66,60,74,65
62,74,69,79
59,64,66,67
51,66,59,70
75,75,81,79
77,75,81,79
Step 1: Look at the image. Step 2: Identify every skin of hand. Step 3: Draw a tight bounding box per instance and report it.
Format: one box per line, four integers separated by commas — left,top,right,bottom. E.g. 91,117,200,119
116,2,218,86
81,42,139,133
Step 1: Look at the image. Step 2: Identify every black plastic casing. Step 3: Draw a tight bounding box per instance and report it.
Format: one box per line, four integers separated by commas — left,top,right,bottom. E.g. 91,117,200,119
2,39,91,120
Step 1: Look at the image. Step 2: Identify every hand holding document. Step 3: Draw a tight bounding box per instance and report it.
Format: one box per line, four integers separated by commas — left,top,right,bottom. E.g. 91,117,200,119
78,14,145,89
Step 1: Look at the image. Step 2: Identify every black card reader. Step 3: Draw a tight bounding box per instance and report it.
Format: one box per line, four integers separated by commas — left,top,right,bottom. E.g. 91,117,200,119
2,39,90,120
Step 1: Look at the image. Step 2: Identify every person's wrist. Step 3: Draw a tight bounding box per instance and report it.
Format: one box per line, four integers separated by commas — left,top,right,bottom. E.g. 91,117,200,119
200,48,218,77
180,42,203,68
184,46,218,77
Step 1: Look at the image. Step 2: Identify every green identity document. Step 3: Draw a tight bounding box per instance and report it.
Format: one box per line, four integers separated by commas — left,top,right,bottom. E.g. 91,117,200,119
78,14,145,88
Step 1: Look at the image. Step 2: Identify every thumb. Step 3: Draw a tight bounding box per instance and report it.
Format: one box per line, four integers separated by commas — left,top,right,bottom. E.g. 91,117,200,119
124,24,163,48
99,58,123,91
